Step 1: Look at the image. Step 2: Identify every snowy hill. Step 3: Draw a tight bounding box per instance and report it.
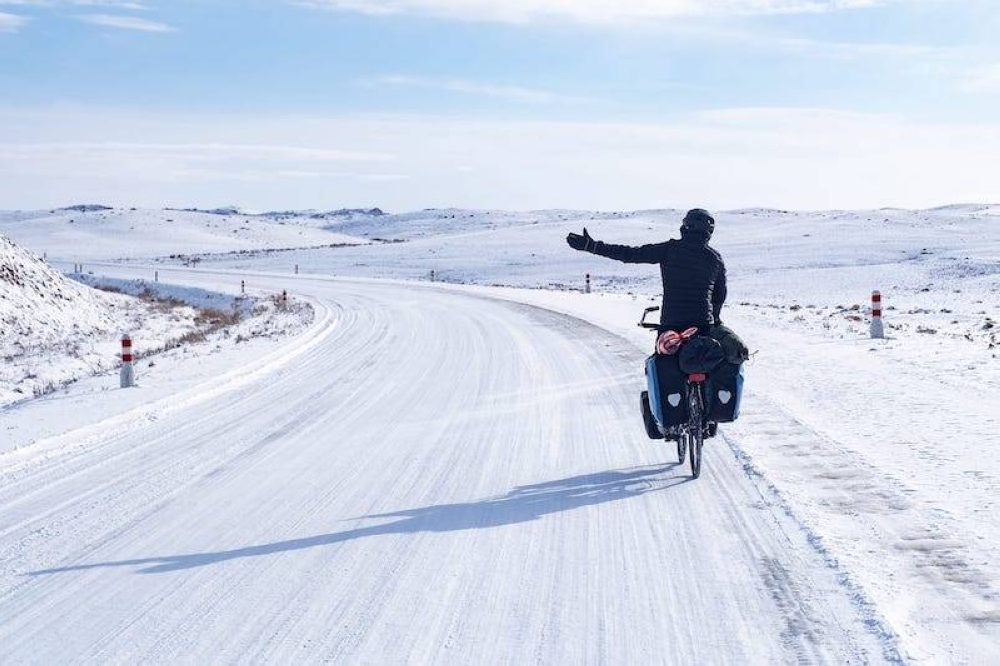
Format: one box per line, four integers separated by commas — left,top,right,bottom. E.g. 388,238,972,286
0,206,370,262
1,233,121,357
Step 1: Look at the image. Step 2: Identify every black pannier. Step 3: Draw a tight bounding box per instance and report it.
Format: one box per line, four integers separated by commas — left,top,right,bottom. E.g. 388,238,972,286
645,353,689,428
706,361,745,423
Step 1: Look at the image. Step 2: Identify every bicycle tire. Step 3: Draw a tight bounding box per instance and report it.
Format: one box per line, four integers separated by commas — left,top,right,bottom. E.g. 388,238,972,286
689,385,704,478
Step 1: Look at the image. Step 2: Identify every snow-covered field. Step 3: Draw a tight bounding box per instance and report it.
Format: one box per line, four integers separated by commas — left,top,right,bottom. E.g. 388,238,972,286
0,205,369,263
1,204,998,664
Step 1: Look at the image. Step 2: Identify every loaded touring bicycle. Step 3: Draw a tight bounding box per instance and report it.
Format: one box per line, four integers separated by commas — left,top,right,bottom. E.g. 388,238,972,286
638,307,745,479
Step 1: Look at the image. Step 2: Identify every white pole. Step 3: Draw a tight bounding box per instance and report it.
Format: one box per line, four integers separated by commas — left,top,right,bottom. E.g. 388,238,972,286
585,273,592,294
120,334,136,388
871,290,885,339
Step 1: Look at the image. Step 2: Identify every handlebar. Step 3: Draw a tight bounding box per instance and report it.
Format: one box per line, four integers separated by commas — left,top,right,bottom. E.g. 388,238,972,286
638,306,660,330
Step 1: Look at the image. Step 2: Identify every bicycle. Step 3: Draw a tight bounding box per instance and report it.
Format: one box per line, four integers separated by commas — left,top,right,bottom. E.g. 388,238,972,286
639,306,710,479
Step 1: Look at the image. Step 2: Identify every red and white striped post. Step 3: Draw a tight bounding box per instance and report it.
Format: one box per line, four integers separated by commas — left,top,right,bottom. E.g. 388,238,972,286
120,333,136,388
871,290,885,339
585,273,592,294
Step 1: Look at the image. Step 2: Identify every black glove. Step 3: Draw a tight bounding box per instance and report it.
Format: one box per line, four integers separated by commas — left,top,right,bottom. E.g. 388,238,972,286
566,227,595,252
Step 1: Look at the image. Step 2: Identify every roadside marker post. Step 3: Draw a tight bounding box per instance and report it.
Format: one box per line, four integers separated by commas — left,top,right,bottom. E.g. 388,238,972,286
154,270,159,283
295,264,299,275
241,280,246,295
430,270,436,282
585,273,592,294
871,290,885,339
120,334,136,388
282,290,288,308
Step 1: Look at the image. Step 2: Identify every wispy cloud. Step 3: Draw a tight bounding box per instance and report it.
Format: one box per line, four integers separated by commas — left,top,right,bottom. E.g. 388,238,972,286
0,0,148,7
363,75,589,104
71,1,149,8
2,105,998,210
0,139,397,187
0,1,148,6
0,142,393,163
76,12,173,31
299,0,897,24
0,10,28,31
1,1,167,32
961,63,1000,93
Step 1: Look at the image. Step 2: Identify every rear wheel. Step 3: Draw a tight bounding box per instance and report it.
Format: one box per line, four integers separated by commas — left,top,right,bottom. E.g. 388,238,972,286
688,386,704,478
689,427,703,478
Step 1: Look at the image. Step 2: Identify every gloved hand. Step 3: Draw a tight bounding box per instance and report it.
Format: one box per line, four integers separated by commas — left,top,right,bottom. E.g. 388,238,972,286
566,227,595,252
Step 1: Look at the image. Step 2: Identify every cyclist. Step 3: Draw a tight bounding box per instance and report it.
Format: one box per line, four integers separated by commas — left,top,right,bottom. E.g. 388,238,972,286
565,208,726,332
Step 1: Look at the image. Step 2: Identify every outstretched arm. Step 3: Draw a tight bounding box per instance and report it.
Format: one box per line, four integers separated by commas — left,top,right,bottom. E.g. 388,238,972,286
712,261,728,324
566,228,668,264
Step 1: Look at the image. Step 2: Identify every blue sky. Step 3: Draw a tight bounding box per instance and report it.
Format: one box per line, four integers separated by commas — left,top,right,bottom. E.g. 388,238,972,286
1,1,998,210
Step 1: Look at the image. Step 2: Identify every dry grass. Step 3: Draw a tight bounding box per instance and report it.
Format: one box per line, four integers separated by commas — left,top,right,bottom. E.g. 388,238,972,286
137,286,187,309
195,307,241,328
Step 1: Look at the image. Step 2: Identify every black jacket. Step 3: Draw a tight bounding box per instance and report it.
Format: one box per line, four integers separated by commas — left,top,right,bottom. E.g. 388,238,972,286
591,233,727,328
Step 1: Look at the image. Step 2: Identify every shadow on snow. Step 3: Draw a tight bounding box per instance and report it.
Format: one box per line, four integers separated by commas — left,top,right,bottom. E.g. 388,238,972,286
31,463,687,575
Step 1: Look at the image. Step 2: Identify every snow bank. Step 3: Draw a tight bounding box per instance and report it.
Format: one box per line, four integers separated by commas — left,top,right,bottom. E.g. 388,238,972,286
72,274,256,319
0,231,124,360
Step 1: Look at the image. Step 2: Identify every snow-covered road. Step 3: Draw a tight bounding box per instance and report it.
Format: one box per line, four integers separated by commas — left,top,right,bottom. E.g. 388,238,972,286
1,273,896,664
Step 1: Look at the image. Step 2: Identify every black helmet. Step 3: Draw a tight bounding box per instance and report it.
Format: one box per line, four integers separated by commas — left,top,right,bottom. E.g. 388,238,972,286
681,208,715,236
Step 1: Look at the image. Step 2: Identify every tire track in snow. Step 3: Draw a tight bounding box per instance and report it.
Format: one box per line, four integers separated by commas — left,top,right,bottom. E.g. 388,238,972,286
726,391,997,664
